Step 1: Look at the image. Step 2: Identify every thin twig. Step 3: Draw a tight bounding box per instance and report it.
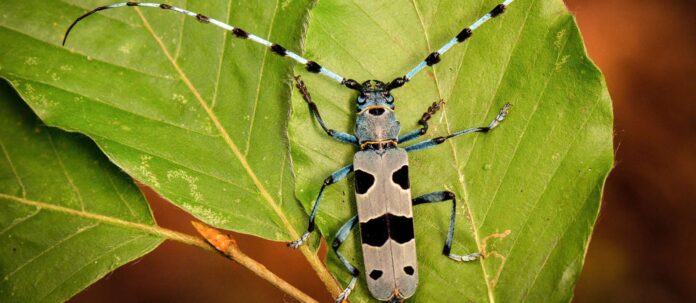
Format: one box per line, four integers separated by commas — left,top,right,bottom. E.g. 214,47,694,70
192,221,319,303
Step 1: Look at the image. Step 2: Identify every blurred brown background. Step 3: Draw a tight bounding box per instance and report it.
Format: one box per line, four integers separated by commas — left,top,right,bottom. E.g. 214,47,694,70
71,0,696,302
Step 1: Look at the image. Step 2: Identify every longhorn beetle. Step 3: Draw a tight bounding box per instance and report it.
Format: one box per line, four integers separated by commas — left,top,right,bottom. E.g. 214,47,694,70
64,1,515,302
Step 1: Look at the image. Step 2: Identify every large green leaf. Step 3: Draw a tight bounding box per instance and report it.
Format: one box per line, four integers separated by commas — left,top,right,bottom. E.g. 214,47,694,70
0,81,163,302
0,0,311,241
289,0,612,302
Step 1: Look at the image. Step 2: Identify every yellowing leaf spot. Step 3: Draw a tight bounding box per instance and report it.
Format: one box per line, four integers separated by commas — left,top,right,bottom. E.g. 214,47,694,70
24,57,38,66
118,43,133,54
167,169,203,202
172,93,188,104
555,55,570,71
23,83,56,111
182,202,228,226
555,29,567,49
136,155,160,188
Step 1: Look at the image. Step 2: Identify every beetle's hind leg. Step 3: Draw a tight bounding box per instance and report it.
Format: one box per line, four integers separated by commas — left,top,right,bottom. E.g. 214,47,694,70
332,216,360,303
412,191,481,262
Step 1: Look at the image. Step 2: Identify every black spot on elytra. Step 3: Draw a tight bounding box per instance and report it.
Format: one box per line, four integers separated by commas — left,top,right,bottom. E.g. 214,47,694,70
391,165,409,190
360,216,389,247
360,214,414,247
354,170,375,194
389,214,414,244
404,266,415,276
369,270,383,280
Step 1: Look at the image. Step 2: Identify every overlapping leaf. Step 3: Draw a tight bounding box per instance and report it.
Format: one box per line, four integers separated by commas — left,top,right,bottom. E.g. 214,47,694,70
289,0,613,302
0,81,163,303
0,0,312,241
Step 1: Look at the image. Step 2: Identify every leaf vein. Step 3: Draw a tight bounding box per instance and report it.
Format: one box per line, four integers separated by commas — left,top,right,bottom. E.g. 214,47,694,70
47,130,86,211
132,10,333,278
210,0,232,110
0,207,41,237
4,222,100,280
38,234,149,302
477,19,567,229
496,89,604,281
5,73,217,137
0,138,27,198
448,1,536,300
522,185,597,300
243,0,281,157
0,25,173,80
106,172,139,219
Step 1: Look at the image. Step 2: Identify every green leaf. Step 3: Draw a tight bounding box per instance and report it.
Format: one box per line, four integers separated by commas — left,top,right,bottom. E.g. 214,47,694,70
0,81,163,302
289,0,613,302
0,0,313,241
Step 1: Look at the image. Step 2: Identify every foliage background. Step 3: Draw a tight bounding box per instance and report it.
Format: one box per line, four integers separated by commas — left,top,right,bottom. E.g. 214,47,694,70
8,0,691,302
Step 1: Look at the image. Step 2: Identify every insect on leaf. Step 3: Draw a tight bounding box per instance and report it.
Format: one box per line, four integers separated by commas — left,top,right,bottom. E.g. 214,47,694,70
0,81,163,303
289,0,613,302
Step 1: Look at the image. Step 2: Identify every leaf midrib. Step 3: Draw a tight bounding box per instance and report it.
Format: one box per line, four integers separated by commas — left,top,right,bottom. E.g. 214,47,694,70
0,193,206,249
131,7,341,295
133,7,298,235
408,0,497,301
406,0,541,301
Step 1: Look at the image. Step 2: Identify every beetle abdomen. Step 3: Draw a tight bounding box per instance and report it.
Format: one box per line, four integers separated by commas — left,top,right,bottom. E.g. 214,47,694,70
354,148,418,301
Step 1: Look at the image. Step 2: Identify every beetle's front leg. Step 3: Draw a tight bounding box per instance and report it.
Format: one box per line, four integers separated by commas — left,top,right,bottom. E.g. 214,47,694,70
398,99,445,144
405,103,510,153
294,76,358,145
288,164,353,248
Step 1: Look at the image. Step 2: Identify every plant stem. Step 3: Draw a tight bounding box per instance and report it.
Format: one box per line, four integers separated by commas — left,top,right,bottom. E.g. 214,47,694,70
192,222,319,303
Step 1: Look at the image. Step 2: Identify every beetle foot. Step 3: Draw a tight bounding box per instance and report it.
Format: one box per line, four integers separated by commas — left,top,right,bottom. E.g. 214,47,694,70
448,252,482,262
334,276,357,303
287,231,310,249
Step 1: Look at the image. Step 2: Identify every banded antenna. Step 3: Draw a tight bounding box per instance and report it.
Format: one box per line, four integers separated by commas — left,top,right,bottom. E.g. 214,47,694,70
386,0,516,91
63,2,364,90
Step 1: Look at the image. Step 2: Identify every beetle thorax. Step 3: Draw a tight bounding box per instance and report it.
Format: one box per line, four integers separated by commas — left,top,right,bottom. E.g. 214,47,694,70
355,107,400,144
